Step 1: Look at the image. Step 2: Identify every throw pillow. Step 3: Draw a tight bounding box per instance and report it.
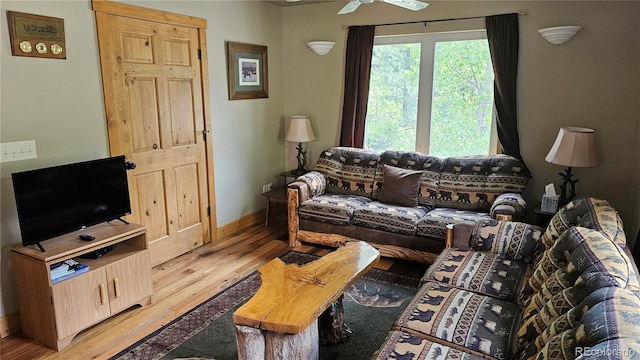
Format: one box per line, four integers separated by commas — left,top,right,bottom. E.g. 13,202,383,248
379,164,422,207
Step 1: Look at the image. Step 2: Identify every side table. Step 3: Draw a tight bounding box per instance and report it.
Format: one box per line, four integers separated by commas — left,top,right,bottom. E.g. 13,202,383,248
263,186,288,226
280,169,309,184
262,170,309,226
533,206,555,228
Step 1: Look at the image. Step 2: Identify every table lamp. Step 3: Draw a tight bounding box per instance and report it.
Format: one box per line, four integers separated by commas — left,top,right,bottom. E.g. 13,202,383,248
545,127,599,207
285,115,316,176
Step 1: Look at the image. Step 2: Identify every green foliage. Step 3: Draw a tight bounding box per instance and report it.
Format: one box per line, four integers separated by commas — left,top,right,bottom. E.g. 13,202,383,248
365,43,420,153
364,39,494,156
430,40,494,157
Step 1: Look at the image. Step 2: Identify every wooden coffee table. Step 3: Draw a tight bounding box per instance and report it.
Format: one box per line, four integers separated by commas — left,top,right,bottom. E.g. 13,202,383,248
233,241,380,360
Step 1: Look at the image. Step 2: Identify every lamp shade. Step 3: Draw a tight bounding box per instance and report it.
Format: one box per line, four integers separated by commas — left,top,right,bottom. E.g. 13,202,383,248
285,115,316,143
545,127,599,168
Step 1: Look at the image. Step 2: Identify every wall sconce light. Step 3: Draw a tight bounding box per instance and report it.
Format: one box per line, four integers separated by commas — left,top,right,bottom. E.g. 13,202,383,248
538,25,582,45
307,41,335,56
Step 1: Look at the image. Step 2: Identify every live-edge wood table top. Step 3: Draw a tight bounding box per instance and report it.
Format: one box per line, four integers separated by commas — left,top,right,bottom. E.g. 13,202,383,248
233,241,380,334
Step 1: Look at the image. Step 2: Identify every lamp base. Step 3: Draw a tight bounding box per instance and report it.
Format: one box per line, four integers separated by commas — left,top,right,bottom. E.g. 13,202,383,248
558,166,578,208
294,142,308,177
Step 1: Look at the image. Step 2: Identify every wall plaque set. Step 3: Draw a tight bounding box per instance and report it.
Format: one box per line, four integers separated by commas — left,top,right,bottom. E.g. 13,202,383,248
7,11,66,60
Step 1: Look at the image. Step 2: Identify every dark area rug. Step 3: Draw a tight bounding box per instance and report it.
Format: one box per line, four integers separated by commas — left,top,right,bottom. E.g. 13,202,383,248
111,251,426,360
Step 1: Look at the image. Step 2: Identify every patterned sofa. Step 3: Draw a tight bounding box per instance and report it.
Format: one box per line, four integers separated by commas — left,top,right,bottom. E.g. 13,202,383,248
287,147,530,263
373,197,640,360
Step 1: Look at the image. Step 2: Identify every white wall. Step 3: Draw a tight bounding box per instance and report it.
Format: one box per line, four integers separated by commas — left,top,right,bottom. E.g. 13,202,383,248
282,1,640,243
0,0,284,318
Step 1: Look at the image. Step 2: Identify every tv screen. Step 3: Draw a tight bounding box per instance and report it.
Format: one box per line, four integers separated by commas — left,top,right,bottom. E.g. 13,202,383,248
12,155,132,248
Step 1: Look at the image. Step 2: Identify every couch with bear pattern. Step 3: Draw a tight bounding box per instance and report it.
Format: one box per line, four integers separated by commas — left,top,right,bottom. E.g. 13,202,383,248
373,197,640,360
287,147,530,263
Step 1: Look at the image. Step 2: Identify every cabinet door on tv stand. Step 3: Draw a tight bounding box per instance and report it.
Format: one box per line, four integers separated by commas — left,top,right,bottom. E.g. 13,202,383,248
106,250,153,314
51,269,111,341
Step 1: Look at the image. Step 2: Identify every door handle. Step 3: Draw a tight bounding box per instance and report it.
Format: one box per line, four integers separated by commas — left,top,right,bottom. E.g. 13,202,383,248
113,277,120,298
125,161,136,170
99,283,106,305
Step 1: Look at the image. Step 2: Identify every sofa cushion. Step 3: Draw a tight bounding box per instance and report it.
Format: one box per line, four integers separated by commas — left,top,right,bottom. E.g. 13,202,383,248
538,198,626,261
470,219,542,263
421,248,529,302
520,287,640,359
416,208,491,240
315,147,379,197
298,194,371,226
486,154,530,193
395,281,521,359
379,164,423,207
519,227,594,306
437,156,492,212
373,330,486,360
353,201,429,236
530,294,640,360
515,228,639,353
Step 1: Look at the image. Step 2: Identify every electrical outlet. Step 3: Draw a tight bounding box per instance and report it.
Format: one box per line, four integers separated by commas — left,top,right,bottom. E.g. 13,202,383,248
1,140,37,163
262,183,274,194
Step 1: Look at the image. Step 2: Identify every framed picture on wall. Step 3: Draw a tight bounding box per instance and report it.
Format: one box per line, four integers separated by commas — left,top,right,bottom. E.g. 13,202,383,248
226,41,269,100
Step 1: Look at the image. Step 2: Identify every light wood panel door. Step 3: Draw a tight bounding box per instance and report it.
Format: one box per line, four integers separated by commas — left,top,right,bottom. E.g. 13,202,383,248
95,4,213,266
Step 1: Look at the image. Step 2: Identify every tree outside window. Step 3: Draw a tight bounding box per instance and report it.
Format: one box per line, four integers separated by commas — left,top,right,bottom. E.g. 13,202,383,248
364,31,496,157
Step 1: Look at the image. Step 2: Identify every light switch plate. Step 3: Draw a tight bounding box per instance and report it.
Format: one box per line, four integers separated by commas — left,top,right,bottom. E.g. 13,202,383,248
1,140,37,162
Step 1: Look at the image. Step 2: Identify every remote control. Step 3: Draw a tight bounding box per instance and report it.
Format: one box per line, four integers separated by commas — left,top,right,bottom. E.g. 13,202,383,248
78,234,95,241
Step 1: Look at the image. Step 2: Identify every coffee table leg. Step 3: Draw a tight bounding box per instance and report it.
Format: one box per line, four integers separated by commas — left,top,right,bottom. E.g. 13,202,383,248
319,294,352,345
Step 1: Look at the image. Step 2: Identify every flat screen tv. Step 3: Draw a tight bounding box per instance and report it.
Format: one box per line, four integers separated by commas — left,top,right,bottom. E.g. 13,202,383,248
12,155,132,252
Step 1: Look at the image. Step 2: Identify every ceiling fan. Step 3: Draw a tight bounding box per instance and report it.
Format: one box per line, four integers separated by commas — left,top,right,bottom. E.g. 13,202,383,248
338,0,428,14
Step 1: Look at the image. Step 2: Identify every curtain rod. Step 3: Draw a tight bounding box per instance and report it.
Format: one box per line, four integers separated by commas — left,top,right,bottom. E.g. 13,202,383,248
344,9,527,29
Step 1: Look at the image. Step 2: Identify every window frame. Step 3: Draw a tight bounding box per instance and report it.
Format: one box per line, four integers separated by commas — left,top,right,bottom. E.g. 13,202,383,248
370,30,499,155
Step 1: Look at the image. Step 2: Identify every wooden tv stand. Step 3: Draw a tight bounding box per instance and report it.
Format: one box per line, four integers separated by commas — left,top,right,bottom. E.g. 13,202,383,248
11,222,153,351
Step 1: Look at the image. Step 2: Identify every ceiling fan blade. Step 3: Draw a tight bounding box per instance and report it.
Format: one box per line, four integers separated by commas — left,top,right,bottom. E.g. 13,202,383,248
338,0,361,14
381,0,428,11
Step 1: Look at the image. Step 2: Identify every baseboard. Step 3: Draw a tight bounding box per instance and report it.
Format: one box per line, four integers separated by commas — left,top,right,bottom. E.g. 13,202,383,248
216,209,266,239
0,311,21,338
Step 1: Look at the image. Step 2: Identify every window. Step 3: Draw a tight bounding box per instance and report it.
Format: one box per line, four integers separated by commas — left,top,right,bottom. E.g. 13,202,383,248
364,31,497,157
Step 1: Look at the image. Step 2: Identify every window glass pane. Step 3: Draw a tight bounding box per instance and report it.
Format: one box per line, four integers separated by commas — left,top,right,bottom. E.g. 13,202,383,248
429,40,494,157
364,43,420,153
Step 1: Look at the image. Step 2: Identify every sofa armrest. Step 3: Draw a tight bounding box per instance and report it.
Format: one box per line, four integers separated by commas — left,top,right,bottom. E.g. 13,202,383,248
286,171,326,248
288,181,311,204
293,171,326,198
491,193,527,220
470,219,543,263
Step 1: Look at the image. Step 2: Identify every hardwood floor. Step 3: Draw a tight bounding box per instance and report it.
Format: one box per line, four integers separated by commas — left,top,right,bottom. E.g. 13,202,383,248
1,220,425,360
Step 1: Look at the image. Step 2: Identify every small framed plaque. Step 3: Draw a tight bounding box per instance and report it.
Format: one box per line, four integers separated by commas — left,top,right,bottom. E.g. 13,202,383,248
7,11,66,59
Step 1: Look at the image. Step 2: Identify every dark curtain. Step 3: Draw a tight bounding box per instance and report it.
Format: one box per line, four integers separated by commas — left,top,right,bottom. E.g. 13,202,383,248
339,25,375,148
486,13,524,162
